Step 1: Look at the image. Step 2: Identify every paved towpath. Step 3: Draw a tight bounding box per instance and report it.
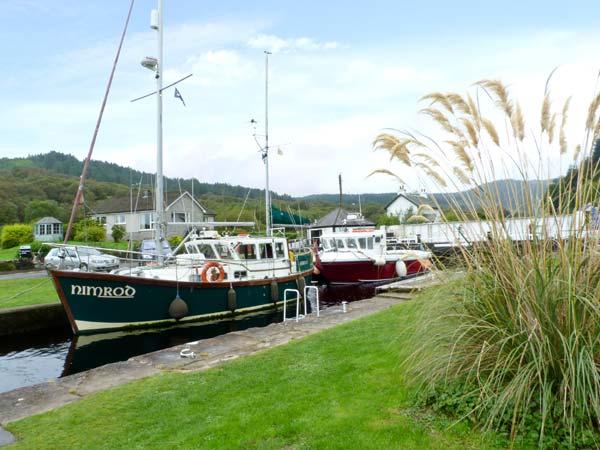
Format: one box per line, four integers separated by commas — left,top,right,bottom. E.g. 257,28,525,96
0,272,441,441
0,270,47,281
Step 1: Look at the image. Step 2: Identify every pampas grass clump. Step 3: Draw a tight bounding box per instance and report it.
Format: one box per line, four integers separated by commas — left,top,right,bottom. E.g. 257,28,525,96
373,76,600,447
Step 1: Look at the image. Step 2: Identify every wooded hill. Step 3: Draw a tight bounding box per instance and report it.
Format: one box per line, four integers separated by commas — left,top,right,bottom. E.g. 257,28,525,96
0,152,387,226
0,151,558,227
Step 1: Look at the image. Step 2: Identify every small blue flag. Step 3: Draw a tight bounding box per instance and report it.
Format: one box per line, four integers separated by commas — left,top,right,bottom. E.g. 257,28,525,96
174,87,186,106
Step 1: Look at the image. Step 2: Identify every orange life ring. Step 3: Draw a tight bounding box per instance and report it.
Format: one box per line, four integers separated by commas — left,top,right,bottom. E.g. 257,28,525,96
200,261,226,282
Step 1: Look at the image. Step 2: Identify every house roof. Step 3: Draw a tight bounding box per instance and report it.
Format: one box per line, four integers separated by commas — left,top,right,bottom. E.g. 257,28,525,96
310,208,375,229
93,191,214,215
384,192,440,211
35,216,62,224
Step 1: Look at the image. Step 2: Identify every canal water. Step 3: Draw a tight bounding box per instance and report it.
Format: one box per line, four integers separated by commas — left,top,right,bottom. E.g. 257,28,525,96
0,284,377,394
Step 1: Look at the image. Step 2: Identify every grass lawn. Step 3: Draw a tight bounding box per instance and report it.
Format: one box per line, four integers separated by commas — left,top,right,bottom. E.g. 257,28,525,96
0,277,58,309
7,288,515,449
0,246,20,261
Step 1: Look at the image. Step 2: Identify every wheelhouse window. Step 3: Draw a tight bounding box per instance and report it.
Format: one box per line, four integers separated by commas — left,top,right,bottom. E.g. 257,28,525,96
215,244,233,259
259,243,273,259
358,237,366,249
274,242,286,258
236,243,257,260
335,239,345,249
346,239,358,249
196,244,217,259
367,237,374,249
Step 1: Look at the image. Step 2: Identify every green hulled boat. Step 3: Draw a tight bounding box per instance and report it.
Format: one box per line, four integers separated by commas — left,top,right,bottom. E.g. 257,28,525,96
51,234,313,334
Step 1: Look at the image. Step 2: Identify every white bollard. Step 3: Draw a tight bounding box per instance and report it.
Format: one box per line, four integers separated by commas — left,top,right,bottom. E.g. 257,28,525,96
342,301,348,313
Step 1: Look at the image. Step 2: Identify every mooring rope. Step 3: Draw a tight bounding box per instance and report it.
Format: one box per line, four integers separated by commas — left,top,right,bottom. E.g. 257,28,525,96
0,278,51,303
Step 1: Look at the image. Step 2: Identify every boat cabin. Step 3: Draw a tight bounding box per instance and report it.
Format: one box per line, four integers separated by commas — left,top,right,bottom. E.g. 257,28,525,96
320,229,384,254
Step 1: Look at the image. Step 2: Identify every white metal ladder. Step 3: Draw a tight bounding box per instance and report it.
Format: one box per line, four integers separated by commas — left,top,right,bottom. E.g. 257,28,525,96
283,286,320,322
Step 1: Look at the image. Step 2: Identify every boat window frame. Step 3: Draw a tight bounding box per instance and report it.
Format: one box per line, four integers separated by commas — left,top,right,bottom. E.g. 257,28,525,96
235,242,258,260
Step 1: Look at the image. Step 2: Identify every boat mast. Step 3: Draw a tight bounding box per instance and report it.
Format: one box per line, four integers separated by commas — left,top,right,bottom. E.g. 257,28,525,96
263,50,272,237
154,0,165,259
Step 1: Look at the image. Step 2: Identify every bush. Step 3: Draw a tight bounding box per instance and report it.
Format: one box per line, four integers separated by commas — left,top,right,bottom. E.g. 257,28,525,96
30,240,51,257
167,235,183,248
406,214,429,224
111,224,126,243
73,219,106,242
0,261,16,271
376,214,400,226
375,78,600,446
1,224,33,249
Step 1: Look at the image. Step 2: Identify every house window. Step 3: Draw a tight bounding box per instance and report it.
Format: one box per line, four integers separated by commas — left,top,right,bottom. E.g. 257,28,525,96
140,213,154,230
115,214,126,225
45,224,53,234
171,212,188,223
38,224,46,235
97,216,107,225
52,223,61,234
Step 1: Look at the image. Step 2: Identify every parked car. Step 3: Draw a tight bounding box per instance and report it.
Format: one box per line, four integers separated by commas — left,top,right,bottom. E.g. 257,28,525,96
139,239,172,262
44,247,120,272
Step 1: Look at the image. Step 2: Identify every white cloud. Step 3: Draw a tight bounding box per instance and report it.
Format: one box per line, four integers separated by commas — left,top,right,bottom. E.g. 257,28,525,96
247,34,339,53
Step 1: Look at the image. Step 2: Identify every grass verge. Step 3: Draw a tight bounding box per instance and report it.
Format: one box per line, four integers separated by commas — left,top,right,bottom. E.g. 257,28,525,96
6,287,515,449
0,277,58,310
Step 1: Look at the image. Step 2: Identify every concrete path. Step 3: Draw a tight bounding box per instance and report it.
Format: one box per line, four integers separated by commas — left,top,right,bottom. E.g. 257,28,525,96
0,274,440,435
0,270,47,281
0,428,14,447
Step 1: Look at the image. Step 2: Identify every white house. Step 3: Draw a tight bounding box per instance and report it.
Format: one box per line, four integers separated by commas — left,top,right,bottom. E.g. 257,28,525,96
385,191,441,222
92,191,215,240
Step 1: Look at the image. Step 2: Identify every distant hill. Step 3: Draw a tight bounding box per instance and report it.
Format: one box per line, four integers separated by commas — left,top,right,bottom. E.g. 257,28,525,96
429,179,552,213
301,179,551,215
0,152,551,226
0,151,294,202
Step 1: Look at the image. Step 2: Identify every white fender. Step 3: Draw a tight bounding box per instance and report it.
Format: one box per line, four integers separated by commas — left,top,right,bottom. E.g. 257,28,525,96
395,259,407,277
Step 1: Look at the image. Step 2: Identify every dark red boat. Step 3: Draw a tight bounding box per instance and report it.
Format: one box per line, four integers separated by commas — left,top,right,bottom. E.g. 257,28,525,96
313,230,432,284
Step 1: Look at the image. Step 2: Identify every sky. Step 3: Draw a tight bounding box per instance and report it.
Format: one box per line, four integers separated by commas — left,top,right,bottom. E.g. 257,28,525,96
1,0,600,196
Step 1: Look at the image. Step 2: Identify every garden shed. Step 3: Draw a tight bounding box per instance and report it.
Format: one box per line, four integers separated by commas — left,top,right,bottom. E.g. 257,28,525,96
34,217,63,242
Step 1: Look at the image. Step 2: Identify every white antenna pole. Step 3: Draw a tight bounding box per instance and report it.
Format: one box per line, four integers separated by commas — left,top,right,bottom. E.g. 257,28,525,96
263,50,272,237
154,0,165,260
359,194,362,216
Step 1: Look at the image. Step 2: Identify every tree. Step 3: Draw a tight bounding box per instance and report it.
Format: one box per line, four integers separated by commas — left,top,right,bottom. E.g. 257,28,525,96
400,206,414,223
24,200,62,222
111,224,126,243
0,201,18,225
377,213,400,226
73,219,106,242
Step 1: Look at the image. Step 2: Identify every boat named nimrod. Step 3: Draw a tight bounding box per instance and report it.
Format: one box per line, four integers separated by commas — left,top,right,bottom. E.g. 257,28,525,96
51,233,313,334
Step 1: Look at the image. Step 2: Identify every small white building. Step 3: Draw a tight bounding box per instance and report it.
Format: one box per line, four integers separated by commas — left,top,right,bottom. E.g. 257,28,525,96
385,192,441,222
92,191,215,240
34,217,63,242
